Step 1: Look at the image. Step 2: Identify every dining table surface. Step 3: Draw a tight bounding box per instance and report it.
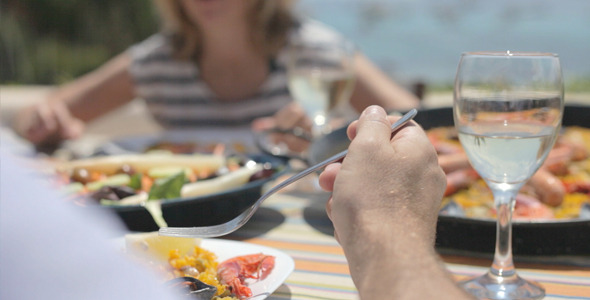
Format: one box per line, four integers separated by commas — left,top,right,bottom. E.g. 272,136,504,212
228,178,590,300
1,85,590,299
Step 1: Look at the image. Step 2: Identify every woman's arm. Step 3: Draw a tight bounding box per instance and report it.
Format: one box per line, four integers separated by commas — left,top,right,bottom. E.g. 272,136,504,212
349,53,421,113
13,52,136,145
50,52,136,122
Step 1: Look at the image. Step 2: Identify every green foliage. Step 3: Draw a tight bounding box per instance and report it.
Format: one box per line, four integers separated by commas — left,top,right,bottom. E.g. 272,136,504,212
565,77,590,93
2,0,589,93
0,0,159,84
413,78,590,96
425,82,455,93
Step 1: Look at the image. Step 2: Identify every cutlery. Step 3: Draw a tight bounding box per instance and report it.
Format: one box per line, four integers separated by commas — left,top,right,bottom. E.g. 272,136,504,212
159,109,417,238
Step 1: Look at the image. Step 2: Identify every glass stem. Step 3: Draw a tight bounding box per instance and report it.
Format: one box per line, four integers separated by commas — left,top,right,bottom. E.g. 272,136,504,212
490,188,519,278
311,111,334,139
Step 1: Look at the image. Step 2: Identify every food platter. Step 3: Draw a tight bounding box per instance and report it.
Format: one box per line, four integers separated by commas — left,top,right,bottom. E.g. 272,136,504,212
308,105,590,256
64,127,290,232
415,105,590,256
61,128,290,232
117,237,295,299
93,153,287,232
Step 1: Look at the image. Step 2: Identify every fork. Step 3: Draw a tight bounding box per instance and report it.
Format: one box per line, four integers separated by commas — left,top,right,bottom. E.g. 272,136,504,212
159,109,417,238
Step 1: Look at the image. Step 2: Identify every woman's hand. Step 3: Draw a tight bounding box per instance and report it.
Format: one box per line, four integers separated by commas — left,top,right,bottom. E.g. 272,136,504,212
13,100,85,146
251,102,313,153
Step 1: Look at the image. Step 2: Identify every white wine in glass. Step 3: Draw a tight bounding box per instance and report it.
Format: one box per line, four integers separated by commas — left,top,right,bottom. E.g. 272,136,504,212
287,40,356,138
454,51,564,299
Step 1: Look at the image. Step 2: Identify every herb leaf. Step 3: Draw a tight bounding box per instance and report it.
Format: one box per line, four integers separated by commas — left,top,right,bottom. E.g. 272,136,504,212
148,171,185,200
128,173,142,190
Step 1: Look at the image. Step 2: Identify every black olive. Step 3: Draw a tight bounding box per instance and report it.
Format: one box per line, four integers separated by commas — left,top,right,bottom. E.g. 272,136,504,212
90,185,136,202
116,164,136,175
70,167,91,184
112,185,137,199
248,163,275,182
90,186,119,202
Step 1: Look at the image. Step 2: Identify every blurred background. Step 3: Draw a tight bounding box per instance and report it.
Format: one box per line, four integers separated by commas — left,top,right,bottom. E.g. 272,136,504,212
2,0,589,98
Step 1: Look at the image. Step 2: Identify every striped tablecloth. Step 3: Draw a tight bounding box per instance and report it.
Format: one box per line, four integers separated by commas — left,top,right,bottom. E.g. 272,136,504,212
222,176,590,300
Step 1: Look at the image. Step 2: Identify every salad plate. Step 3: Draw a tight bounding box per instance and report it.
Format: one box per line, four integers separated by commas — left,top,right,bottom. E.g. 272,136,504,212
57,125,292,232
59,152,288,232
112,154,287,232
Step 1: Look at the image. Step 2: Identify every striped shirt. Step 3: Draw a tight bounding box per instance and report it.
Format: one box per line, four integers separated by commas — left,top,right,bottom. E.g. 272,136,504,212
127,19,348,130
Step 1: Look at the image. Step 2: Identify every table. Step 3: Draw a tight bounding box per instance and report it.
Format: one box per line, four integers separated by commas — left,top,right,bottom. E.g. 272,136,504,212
213,173,590,300
2,86,589,299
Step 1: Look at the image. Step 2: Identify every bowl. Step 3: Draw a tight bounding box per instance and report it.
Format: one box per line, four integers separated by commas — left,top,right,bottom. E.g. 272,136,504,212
86,153,288,232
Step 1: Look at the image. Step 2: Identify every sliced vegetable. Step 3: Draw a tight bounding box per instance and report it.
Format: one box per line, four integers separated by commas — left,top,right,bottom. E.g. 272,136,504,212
86,173,131,192
58,153,225,175
148,166,194,180
100,192,149,206
61,182,85,195
144,201,168,228
181,164,262,198
91,185,136,202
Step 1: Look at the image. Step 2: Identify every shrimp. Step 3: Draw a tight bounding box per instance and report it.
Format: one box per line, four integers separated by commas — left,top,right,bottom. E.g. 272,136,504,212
217,253,275,299
513,193,555,220
438,152,472,174
427,127,463,155
444,168,480,196
543,139,589,175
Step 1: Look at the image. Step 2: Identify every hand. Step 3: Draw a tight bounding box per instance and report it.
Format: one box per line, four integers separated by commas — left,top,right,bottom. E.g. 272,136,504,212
13,100,85,146
251,102,313,153
318,105,448,296
319,105,445,243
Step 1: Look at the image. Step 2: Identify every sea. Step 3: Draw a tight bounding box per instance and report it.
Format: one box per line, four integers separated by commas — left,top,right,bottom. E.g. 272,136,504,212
296,0,590,86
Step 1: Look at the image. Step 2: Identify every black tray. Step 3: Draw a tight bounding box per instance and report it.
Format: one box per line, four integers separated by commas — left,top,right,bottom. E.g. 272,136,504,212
309,104,590,256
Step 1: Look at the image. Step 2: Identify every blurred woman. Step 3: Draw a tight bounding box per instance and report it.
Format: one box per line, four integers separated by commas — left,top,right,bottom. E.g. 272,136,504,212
13,0,419,147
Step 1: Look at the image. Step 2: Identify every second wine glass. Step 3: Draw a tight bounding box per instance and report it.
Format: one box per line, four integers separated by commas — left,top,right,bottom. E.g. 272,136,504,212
286,39,356,139
454,51,564,299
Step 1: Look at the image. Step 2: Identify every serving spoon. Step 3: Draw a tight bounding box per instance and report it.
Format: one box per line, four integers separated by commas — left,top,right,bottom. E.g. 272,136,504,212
159,109,417,238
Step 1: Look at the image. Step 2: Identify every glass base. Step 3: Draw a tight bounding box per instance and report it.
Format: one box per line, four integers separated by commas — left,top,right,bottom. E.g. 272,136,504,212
460,271,545,300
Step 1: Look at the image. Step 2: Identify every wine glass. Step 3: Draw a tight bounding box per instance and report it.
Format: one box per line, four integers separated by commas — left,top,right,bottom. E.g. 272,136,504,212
453,51,563,299
286,39,356,139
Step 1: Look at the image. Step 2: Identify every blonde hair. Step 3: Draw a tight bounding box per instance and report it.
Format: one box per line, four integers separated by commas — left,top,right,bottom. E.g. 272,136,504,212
154,0,296,61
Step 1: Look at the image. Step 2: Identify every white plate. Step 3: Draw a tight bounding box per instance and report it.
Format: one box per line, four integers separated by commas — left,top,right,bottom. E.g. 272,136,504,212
200,239,294,298
118,237,294,299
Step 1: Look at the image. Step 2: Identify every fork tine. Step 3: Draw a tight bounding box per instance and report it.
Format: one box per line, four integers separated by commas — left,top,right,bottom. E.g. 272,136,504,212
159,205,255,238
158,222,233,238
158,227,213,238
